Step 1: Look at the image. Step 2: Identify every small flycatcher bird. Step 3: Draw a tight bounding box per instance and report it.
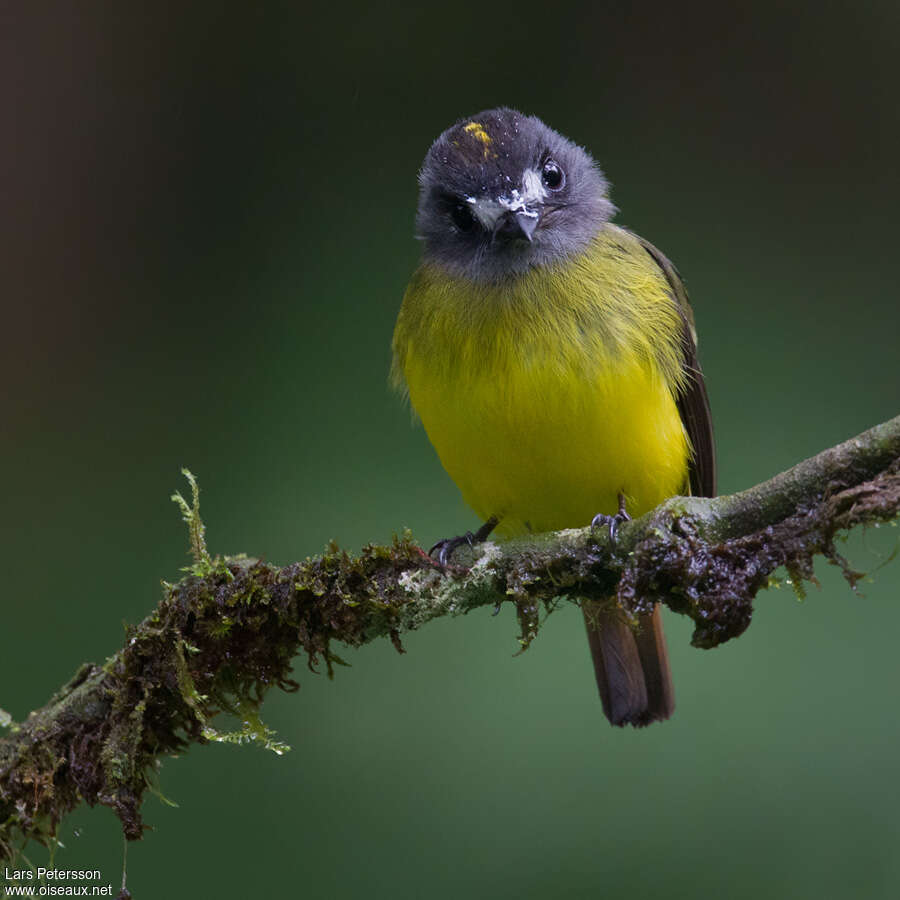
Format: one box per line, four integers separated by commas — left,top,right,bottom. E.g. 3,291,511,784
391,108,715,727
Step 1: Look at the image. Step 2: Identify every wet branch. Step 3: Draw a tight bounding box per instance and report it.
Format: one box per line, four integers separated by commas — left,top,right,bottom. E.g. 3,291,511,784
1,415,899,864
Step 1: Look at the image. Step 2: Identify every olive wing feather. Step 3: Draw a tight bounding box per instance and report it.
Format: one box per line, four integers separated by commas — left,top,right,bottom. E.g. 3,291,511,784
635,235,717,498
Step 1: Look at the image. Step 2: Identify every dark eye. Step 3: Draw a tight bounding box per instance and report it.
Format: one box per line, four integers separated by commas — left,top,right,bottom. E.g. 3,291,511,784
541,159,564,190
451,202,475,232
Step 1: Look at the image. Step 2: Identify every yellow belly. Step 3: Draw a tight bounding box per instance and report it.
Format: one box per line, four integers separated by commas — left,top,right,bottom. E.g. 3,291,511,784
393,228,691,538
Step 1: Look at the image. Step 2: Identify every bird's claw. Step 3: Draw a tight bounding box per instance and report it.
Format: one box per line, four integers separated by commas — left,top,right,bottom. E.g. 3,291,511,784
590,493,631,545
429,532,475,567
429,516,500,567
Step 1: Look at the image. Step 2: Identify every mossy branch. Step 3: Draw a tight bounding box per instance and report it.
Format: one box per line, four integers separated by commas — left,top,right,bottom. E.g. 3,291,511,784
2,416,899,864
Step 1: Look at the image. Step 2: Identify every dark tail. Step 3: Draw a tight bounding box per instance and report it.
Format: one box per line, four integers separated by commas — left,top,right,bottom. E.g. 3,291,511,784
582,601,675,727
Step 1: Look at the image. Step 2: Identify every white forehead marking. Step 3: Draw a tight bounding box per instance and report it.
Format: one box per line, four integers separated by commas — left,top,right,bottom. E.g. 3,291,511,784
469,169,547,228
520,169,547,206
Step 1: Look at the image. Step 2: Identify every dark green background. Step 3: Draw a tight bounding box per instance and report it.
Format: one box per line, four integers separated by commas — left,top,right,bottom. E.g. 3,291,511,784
3,2,900,897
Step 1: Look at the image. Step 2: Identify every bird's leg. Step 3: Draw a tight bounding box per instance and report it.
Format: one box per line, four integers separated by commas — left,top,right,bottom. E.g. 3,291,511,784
591,492,631,545
430,516,499,567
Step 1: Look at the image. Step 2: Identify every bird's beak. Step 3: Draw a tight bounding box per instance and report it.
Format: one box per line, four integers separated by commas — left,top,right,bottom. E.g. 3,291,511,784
493,209,540,243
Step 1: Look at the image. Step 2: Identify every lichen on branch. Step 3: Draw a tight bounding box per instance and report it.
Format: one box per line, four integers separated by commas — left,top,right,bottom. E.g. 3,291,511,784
1,415,899,866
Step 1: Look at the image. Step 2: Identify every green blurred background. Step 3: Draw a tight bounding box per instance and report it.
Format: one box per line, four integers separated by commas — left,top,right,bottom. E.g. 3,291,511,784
3,2,900,897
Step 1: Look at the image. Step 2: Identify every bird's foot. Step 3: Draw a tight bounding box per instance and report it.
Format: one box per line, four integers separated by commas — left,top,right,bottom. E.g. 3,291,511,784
429,533,477,567
590,493,631,545
429,517,499,567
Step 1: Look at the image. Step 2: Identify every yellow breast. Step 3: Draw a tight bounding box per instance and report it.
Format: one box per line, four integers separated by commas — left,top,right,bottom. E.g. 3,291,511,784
392,227,690,537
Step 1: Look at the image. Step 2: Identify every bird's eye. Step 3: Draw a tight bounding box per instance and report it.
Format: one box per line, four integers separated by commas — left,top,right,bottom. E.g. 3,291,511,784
451,202,475,232
541,159,564,190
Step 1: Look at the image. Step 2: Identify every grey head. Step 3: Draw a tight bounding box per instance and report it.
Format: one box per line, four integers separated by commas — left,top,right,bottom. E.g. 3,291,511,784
416,108,616,282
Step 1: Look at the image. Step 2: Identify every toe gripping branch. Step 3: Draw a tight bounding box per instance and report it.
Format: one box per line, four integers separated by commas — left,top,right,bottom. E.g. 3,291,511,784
591,492,631,545
429,516,499,567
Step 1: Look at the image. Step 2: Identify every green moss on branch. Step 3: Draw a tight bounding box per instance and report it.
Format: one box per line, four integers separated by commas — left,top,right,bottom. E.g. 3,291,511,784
1,415,899,865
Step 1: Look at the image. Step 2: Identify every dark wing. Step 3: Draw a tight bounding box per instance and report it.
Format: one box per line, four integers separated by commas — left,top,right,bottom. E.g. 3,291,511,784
636,236,717,498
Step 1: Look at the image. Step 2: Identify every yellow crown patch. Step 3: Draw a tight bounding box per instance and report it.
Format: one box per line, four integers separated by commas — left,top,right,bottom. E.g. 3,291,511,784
463,121,496,159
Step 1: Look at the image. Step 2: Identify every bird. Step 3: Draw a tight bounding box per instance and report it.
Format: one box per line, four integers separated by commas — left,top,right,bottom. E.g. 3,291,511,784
391,108,715,727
